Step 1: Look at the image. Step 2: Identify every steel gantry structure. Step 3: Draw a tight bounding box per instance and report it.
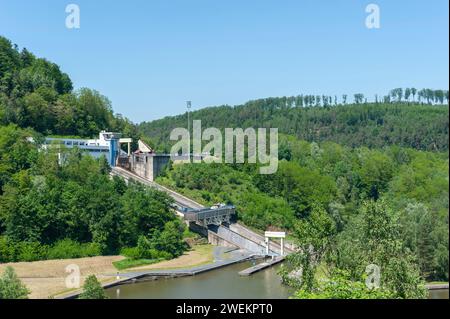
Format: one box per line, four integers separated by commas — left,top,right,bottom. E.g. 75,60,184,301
183,206,236,227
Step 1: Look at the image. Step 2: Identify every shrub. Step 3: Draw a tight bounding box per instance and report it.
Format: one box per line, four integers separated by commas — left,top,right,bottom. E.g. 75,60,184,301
0,236,14,263
16,241,48,262
120,243,173,261
119,247,141,259
147,249,172,260
0,237,102,262
113,258,164,271
0,266,30,299
47,239,101,259
78,275,108,299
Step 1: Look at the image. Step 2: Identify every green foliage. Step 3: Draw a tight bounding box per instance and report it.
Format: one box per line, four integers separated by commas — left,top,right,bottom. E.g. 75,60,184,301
280,206,337,291
117,217,188,265
0,124,38,196
122,220,187,261
46,240,101,260
397,203,449,281
293,270,394,299
119,183,175,247
78,275,108,299
140,98,449,152
283,201,428,299
357,149,395,199
119,247,142,260
112,258,164,271
332,200,428,299
157,163,296,230
158,134,448,284
149,219,187,258
0,128,184,262
0,237,101,262
0,35,137,139
255,161,336,218
1,34,448,298
0,266,30,299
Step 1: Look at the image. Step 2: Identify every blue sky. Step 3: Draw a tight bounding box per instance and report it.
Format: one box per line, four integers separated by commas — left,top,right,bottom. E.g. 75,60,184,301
1,0,448,122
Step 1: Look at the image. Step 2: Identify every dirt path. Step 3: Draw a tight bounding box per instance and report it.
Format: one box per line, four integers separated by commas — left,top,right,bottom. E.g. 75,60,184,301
0,256,124,299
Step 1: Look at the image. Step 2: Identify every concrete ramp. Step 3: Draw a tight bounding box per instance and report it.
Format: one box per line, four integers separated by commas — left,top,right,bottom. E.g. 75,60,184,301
229,223,294,255
208,225,277,255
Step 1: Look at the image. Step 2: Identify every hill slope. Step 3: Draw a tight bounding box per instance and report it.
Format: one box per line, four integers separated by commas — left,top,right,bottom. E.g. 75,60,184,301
0,35,138,140
139,100,449,152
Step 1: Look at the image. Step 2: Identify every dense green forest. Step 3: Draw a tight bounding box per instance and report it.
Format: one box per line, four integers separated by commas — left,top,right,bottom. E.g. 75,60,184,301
157,136,448,298
0,125,187,262
157,136,448,285
0,36,139,143
140,68,449,297
140,98,448,152
0,36,186,264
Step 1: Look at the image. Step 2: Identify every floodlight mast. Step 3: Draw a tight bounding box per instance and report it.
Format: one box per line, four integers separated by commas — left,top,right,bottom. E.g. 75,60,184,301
187,101,192,160
187,100,192,137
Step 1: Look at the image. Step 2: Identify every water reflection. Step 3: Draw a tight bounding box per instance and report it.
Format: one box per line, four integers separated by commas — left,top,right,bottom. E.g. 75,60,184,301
105,261,448,299
429,289,449,299
106,261,292,299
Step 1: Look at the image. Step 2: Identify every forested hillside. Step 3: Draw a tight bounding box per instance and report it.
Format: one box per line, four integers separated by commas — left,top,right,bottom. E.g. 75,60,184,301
149,88,449,297
140,98,449,152
0,36,186,265
1,35,448,299
0,36,138,140
156,133,448,297
0,127,186,263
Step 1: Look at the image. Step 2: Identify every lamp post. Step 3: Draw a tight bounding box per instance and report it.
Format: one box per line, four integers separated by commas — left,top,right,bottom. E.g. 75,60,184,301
187,101,192,133
187,101,191,161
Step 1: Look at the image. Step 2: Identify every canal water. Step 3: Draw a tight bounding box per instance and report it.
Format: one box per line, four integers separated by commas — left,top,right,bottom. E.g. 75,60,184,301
106,261,292,299
105,261,448,299
429,289,449,299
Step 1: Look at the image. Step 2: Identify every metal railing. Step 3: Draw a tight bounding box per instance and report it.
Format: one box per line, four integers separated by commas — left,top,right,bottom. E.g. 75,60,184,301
184,206,235,225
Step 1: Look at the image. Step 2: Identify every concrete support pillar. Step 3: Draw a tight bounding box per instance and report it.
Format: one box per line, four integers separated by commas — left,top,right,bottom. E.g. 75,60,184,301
265,237,269,255
281,238,284,256
127,142,131,156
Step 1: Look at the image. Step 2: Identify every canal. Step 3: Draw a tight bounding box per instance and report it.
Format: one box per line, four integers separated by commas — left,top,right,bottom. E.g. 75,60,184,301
106,261,292,299
105,261,448,299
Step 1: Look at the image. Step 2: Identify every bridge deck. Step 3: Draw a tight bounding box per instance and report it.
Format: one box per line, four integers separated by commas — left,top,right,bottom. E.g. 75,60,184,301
183,206,235,223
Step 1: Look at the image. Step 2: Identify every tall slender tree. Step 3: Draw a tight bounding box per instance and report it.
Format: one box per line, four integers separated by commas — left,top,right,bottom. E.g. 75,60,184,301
405,88,411,102
411,88,417,102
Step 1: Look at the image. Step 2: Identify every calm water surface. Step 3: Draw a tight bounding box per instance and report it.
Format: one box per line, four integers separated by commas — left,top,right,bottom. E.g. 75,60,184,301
106,261,292,299
429,289,449,299
105,261,448,299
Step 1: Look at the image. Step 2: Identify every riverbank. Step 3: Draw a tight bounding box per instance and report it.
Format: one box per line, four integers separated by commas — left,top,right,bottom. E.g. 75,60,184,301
106,260,292,299
125,244,215,272
0,244,218,299
425,283,449,290
0,256,124,299
58,247,255,299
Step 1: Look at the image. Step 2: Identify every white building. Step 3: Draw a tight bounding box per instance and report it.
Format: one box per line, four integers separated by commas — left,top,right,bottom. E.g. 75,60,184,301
43,131,125,167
